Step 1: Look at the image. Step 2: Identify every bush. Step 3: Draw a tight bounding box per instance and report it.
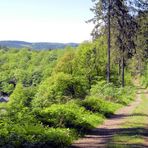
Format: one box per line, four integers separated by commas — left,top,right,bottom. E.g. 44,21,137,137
81,96,121,117
0,121,74,148
8,83,36,110
90,80,135,105
142,76,148,88
33,72,87,108
0,103,8,118
141,65,148,88
38,102,103,133
117,86,135,105
90,81,118,100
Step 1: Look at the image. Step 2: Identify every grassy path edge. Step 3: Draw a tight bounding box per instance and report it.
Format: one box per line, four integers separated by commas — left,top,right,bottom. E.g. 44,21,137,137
108,88,148,147
71,87,148,148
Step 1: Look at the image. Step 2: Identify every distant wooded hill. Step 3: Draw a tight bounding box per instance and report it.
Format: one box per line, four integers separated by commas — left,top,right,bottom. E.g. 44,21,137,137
0,41,79,50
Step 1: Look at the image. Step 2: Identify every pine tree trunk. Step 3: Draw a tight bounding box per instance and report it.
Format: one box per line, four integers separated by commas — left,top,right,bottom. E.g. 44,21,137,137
118,59,121,76
107,0,111,83
121,50,125,87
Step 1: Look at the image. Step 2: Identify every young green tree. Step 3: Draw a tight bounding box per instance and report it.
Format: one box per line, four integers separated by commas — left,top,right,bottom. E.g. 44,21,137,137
8,83,27,109
33,72,86,108
54,50,75,74
74,42,102,88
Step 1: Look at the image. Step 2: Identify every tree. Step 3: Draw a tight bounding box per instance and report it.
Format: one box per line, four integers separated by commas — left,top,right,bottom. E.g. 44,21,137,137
8,83,28,109
135,11,148,74
33,72,86,108
89,0,111,83
54,50,75,75
90,0,144,86
74,42,102,88
113,0,148,86
107,0,111,83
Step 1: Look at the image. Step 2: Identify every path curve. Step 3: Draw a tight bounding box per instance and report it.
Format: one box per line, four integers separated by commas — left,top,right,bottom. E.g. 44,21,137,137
70,88,147,148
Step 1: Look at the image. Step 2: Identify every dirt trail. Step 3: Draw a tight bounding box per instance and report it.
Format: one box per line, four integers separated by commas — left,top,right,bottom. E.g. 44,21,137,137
70,88,148,148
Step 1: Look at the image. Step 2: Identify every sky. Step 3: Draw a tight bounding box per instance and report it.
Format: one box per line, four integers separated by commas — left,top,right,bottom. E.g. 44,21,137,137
0,0,94,43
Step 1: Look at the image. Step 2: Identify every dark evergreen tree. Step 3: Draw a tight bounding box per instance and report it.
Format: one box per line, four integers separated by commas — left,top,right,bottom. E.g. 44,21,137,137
89,0,147,86
112,0,137,87
133,10,148,75
89,0,111,83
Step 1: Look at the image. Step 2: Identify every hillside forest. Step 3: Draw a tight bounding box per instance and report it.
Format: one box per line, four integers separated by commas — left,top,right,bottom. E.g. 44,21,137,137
0,0,148,147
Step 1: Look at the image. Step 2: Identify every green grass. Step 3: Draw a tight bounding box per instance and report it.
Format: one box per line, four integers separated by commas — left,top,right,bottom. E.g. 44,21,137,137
108,91,148,147
108,135,144,148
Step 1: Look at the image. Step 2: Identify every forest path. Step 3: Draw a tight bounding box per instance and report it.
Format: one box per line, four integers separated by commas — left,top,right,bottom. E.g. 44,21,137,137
70,87,148,148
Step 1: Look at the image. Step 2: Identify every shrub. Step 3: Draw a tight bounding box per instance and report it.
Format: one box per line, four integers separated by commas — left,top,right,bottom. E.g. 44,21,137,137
117,86,135,105
90,80,118,99
0,103,8,118
90,80,136,105
32,72,87,108
141,65,148,88
8,83,34,110
0,121,74,148
38,102,103,133
81,96,121,117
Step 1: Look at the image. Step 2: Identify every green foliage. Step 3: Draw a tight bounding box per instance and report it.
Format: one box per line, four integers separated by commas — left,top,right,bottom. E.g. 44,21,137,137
0,37,139,147
141,76,148,88
90,80,135,105
38,102,103,132
0,49,64,95
73,39,107,88
54,49,76,74
141,64,148,88
0,103,8,118
135,11,148,69
33,72,87,108
8,83,34,110
81,96,121,117
0,82,14,95
0,121,74,148
90,80,118,101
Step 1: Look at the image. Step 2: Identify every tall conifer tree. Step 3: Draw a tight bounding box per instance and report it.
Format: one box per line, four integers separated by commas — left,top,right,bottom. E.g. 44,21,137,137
90,0,147,86
89,0,111,83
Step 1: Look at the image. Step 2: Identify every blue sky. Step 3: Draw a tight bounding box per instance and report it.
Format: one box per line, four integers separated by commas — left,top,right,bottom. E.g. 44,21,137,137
0,0,94,43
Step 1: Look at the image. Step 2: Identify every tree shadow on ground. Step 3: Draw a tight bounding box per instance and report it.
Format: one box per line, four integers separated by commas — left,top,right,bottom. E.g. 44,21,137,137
108,113,148,119
71,127,148,148
137,91,148,94
89,127,148,137
70,113,148,148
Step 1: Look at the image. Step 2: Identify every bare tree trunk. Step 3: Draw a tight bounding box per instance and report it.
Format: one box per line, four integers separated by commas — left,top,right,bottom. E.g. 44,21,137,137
107,0,111,83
